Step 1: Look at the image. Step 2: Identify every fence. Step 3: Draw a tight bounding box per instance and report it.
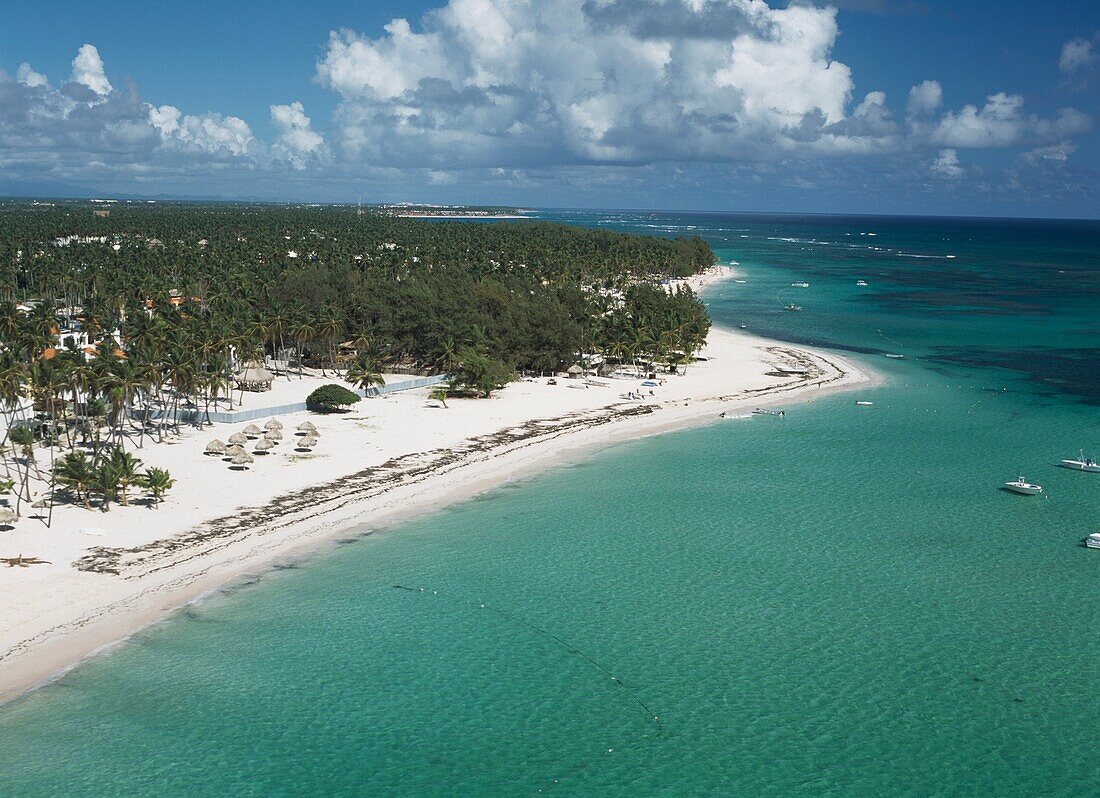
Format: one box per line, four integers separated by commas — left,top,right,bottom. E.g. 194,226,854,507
132,375,450,426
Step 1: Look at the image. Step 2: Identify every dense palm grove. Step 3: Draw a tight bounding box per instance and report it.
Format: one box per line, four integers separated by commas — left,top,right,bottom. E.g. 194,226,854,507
0,201,713,519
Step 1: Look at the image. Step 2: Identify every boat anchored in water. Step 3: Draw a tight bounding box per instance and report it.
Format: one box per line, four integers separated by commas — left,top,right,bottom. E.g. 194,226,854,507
855,401,874,406
791,281,810,288
784,304,803,312
1085,533,1100,549
1004,477,1043,496
752,408,786,417
1059,451,1100,473
856,280,869,287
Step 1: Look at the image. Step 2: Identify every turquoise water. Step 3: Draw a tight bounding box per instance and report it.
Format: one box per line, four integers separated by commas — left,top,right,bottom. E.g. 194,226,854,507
2,213,1099,796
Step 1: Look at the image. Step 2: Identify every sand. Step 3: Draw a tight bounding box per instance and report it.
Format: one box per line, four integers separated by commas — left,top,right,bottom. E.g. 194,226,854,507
0,276,876,704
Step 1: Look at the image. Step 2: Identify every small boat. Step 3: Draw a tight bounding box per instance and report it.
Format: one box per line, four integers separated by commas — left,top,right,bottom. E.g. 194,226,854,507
884,354,905,359
1004,477,1043,496
791,281,810,288
739,323,748,329
856,280,869,287
1059,451,1100,473
641,380,659,387
1085,533,1100,549
734,279,747,284
855,401,874,406
784,304,803,312
752,408,786,417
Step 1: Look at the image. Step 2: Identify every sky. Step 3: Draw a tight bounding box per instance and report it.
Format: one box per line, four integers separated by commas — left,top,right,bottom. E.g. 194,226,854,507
2,0,1098,217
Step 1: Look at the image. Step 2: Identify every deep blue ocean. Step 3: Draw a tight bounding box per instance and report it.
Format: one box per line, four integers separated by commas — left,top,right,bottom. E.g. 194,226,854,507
1,211,1098,796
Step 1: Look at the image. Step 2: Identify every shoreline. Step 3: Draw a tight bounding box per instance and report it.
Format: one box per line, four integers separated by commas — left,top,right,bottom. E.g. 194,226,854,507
0,276,879,706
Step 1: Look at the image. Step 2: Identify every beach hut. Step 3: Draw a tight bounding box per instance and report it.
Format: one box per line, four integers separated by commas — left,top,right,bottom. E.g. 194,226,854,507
264,419,283,431
234,362,274,392
243,424,263,438
254,438,275,454
566,363,584,379
229,452,254,470
205,439,227,456
228,432,248,446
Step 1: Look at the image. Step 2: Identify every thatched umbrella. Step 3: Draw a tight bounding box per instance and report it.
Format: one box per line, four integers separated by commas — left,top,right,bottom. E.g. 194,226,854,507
230,452,254,469
296,421,317,433
254,438,275,453
228,432,248,446
265,429,284,442
225,443,246,457
243,424,263,438
264,419,283,431
205,439,228,456
297,435,318,449
0,508,17,526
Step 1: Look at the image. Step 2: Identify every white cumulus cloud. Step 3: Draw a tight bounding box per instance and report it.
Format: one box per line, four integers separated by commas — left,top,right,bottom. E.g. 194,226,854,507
270,101,327,168
317,0,870,167
16,63,48,88
930,148,963,179
906,80,942,118
71,44,113,95
1059,37,1096,74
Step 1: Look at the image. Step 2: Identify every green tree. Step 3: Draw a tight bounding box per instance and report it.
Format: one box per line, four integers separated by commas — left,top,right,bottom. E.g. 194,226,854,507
54,452,96,509
345,351,386,395
449,349,510,398
306,383,361,413
139,467,175,508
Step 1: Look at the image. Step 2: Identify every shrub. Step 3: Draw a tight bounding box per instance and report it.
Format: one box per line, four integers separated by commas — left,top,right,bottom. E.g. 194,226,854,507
306,383,362,413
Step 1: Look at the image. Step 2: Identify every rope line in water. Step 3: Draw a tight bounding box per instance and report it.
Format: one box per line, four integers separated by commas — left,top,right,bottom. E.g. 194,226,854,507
393,584,664,793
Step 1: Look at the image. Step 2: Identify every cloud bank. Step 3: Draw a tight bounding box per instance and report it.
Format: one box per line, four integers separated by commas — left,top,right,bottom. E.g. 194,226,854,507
0,0,1094,212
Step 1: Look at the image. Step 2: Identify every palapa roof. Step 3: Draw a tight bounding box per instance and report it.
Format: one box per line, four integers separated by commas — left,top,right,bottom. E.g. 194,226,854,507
226,443,246,456
236,362,274,383
231,452,254,465
297,421,317,431
205,439,227,453
566,363,584,374
228,432,248,445
0,508,18,523
254,438,275,451
243,424,263,435
264,419,283,430
265,429,283,440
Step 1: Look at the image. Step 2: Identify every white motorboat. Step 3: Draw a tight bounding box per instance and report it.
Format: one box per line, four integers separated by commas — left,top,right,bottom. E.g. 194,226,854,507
1059,451,1100,473
752,408,786,417
784,304,803,312
739,323,748,329
791,281,810,288
1004,477,1043,496
1085,533,1100,549
855,401,874,406
734,279,747,284
856,280,869,287
884,354,905,359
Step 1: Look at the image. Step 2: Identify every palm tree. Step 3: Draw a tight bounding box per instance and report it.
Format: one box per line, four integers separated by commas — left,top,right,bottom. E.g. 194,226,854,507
54,451,95,509
104,446,142,506
345,351,385,395
139,467,174,508
429,386,449,408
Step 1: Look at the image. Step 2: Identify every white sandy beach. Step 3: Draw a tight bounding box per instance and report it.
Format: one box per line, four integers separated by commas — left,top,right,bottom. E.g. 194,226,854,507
0,273,876,704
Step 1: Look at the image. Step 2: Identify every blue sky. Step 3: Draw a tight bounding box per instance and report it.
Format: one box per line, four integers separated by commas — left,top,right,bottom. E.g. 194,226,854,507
2,0,1098,217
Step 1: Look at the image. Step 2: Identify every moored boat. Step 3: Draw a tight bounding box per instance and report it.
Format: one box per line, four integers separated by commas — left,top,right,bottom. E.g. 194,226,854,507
1004,477,1043,495
784,304,803,312
1085,533,1100,549
855,401,874,406
856,280,869,286
791,281,810,288
1059,451,1100,473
